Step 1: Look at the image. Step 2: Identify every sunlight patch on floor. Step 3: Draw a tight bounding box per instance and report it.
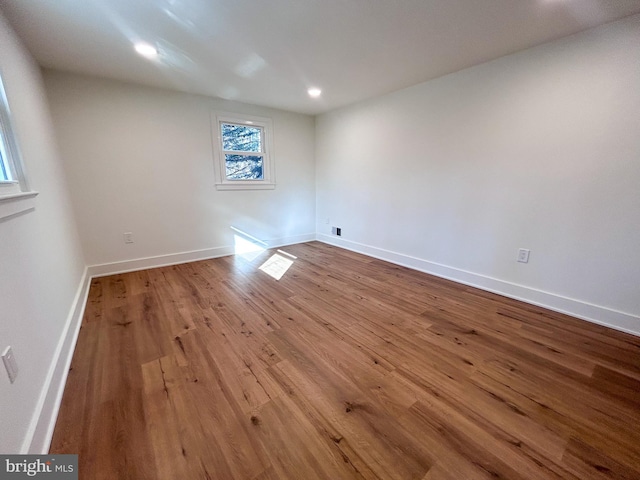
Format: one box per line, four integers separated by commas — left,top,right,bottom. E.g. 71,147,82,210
259,250,297,280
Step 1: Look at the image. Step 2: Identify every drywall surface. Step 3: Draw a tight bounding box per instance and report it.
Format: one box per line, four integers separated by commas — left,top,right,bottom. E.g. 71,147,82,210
316,15,640,331
0,11,85,452
44,71,316,268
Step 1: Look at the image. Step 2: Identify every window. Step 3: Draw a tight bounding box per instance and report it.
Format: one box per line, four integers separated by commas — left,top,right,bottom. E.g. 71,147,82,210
212,112,274,190
0,72,37,220
0,74,24,196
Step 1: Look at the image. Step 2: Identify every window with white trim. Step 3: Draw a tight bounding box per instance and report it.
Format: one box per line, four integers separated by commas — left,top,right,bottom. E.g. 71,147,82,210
212,112,274,190
0,72,37,221
0,73,26,197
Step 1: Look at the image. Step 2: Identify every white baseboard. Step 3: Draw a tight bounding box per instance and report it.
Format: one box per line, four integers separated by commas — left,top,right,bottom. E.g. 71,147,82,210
88,246,235,278
87,233,316,278
317,234,640,337
266,233,316,249
24,267,92,454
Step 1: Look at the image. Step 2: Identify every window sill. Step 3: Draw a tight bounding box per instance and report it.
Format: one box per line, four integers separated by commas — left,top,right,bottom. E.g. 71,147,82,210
215,183,275,191
0,191,39,220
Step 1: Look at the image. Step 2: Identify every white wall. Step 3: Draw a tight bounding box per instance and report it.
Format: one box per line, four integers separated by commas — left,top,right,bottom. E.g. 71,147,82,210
44,71,316,271
0,11,86,453
316,15,640,334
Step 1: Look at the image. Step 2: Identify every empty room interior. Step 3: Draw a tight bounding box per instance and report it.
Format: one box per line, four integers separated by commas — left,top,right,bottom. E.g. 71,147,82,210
1,0,640,478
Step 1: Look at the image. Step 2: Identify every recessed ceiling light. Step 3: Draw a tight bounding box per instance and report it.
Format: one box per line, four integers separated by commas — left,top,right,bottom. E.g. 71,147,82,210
308,88,322,98
134,43,158,58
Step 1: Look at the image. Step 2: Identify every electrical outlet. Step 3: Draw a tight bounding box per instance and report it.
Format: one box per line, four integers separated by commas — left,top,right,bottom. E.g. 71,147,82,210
336,227,342,237
517,248,530,263
2,346,18,384
123,232,134,244
325,217,330,224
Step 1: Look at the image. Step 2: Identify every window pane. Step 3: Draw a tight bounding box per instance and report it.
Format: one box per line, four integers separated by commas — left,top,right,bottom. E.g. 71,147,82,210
221,123,262,152
0,133,10,181
0,153,8,181
225,154,264,180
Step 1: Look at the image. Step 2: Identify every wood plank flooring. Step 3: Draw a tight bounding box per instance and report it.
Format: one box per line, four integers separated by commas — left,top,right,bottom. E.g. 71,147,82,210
50,241,640,479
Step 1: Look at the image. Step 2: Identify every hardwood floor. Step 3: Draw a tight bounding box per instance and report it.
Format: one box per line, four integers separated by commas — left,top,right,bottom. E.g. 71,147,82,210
50,241,640,479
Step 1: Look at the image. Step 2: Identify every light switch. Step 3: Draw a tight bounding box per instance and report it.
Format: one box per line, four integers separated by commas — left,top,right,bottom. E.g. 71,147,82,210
2,346,18,383
517,248,530,263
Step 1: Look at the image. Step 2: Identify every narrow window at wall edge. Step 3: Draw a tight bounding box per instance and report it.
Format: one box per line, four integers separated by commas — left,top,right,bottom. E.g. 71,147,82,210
0,71,38,221
211,112,275,190
0,72,27,197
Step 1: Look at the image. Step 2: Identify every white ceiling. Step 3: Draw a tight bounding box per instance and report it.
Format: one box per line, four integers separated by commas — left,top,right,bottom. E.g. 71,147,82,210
1,0,640,115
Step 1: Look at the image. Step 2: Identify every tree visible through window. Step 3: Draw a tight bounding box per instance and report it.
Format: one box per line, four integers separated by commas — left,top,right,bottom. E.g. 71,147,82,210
221,123,264,180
